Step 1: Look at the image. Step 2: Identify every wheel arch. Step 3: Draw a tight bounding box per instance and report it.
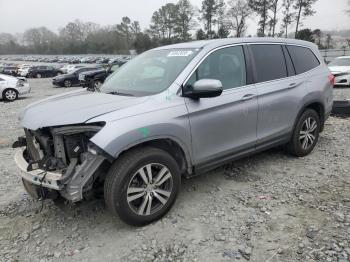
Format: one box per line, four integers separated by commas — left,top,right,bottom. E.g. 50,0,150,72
115,137,193,176
295,100,325,132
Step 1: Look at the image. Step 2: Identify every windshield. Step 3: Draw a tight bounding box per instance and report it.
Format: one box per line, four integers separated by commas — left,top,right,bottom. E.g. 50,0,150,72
329,58,350,67
100,48,200,96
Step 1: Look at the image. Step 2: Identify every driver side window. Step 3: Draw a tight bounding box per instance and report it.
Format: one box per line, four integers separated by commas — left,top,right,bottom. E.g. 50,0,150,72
186,46,247,90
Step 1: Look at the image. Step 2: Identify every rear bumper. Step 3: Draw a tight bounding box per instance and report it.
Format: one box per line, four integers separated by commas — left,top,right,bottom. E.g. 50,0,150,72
334,75,350,86
18,83,31,95
14,149,62,190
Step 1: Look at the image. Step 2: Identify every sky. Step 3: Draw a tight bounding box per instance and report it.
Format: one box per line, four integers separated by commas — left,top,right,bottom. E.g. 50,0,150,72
0,0,349,36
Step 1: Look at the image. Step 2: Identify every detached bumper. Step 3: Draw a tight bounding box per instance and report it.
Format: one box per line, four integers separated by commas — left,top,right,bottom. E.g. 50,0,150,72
14,149,62,190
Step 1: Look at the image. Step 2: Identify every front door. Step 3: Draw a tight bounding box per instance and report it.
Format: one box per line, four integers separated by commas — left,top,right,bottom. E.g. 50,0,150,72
184,45,258,167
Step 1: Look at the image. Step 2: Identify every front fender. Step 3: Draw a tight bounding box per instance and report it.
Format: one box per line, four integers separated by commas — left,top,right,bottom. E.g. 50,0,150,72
89,103,193,167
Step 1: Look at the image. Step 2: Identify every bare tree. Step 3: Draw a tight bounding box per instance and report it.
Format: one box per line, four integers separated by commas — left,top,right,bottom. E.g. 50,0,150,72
227,0,252,37
294,0,318,38
268,0,280,37
280,0,295,38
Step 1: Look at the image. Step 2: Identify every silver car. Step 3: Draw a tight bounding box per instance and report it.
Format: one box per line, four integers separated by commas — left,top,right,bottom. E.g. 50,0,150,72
13,38,333,225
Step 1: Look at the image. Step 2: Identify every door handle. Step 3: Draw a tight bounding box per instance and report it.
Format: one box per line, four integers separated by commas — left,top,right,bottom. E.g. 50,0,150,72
288,82,299,89
240,94,256,101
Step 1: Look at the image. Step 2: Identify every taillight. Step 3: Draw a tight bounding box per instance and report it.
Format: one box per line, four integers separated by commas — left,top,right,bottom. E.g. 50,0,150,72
328,75,335,87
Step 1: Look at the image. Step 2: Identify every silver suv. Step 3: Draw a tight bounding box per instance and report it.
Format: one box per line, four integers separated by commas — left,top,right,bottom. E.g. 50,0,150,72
13,38,333,226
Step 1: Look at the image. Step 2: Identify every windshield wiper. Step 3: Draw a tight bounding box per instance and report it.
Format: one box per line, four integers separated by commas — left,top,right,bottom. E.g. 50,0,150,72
109,91,134,97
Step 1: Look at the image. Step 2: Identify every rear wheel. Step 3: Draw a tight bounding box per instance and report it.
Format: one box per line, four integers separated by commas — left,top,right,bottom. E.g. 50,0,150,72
287,109,320,157
104,147,181,226
36,73,42,78
2,88,18,102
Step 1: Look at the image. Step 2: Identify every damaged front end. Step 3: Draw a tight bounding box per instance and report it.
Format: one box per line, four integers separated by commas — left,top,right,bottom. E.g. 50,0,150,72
13,122,110,202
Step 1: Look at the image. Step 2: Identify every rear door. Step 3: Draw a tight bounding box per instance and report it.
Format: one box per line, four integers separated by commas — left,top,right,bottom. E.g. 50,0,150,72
249,44,302,147
184,45,258,167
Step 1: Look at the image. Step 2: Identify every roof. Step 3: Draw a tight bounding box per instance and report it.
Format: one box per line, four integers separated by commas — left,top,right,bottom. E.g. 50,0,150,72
154,37,318,51
0,73,17,81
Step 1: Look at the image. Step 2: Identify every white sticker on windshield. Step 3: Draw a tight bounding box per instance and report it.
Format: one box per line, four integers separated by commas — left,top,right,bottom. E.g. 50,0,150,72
168,50,193,57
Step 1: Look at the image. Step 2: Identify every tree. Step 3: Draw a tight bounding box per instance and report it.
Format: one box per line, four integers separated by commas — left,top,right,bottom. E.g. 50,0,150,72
312,29,323,48
268,0,280,37
150,3,178,42
325,34,333,49
196,29,206,40
130,21,141,36
200,0,221,38
281,0,295,38
293,0,318,38
117,17,132,49
133,32,156,53
227,0,252,37
295,28,314,42
248,0,271,36
174,0,197,41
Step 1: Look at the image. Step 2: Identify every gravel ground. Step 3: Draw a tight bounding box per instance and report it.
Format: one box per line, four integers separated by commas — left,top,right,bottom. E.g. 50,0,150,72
0,79,350,262
334,87,350,101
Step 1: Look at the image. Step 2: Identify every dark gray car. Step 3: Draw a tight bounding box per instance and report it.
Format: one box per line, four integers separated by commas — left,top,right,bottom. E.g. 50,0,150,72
13,38,333,226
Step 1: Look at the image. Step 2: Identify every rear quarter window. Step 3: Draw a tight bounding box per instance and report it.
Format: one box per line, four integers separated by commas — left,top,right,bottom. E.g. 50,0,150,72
286,46,320,74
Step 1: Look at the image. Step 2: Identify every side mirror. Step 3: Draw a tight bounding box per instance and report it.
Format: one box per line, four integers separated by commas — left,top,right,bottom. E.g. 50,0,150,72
183,79,223,99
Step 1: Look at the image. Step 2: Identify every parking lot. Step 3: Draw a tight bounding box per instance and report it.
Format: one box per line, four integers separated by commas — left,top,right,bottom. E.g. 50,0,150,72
0,78,350,261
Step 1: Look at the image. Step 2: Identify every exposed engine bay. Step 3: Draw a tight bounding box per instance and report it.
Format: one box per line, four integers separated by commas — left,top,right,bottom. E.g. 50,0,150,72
13,122,110,202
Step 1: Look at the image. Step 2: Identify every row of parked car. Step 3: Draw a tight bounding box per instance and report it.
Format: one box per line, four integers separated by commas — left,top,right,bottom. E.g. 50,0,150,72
0,58,129,101
0,55,132,64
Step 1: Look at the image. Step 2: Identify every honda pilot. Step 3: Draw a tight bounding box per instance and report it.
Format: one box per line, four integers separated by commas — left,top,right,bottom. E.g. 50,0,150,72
13,38,333,226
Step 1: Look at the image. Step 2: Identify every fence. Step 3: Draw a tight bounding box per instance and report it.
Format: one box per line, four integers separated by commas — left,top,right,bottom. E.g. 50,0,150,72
320,49,350,62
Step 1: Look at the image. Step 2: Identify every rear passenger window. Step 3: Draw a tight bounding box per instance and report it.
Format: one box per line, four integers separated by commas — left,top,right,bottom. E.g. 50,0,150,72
250,44,287,83
186,46,246,90
286,46,320,74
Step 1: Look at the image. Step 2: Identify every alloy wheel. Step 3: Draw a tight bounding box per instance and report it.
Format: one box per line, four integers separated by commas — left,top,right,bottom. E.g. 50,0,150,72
36,73,42,78
299,117,318,150
127,163,173,216
5,89,17,101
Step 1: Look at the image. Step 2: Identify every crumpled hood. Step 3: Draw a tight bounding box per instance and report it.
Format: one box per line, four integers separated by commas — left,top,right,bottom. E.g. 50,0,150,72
329,66,350,74
20,89,147,130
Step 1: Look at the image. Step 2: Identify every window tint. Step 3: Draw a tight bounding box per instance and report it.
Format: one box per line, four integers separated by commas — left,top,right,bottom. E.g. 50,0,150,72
286,46,320,74
186,46,246,90
251,44,287,83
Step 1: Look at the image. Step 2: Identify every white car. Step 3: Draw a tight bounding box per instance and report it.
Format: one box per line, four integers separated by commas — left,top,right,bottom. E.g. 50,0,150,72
60,64,85,74
18,65,32,77
328,56,350,87
0,74,31,102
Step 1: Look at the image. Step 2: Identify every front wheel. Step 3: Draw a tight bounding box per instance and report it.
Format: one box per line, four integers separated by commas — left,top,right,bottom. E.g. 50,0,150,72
64,80,72,87
104,147,181,226
287,109,320,157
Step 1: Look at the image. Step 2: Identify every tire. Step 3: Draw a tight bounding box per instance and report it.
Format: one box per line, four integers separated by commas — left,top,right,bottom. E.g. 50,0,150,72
64,80,72,87
93,80,102,90
2,88,18,102
104,147,181,226
287,109,320,157
36,73,42,78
